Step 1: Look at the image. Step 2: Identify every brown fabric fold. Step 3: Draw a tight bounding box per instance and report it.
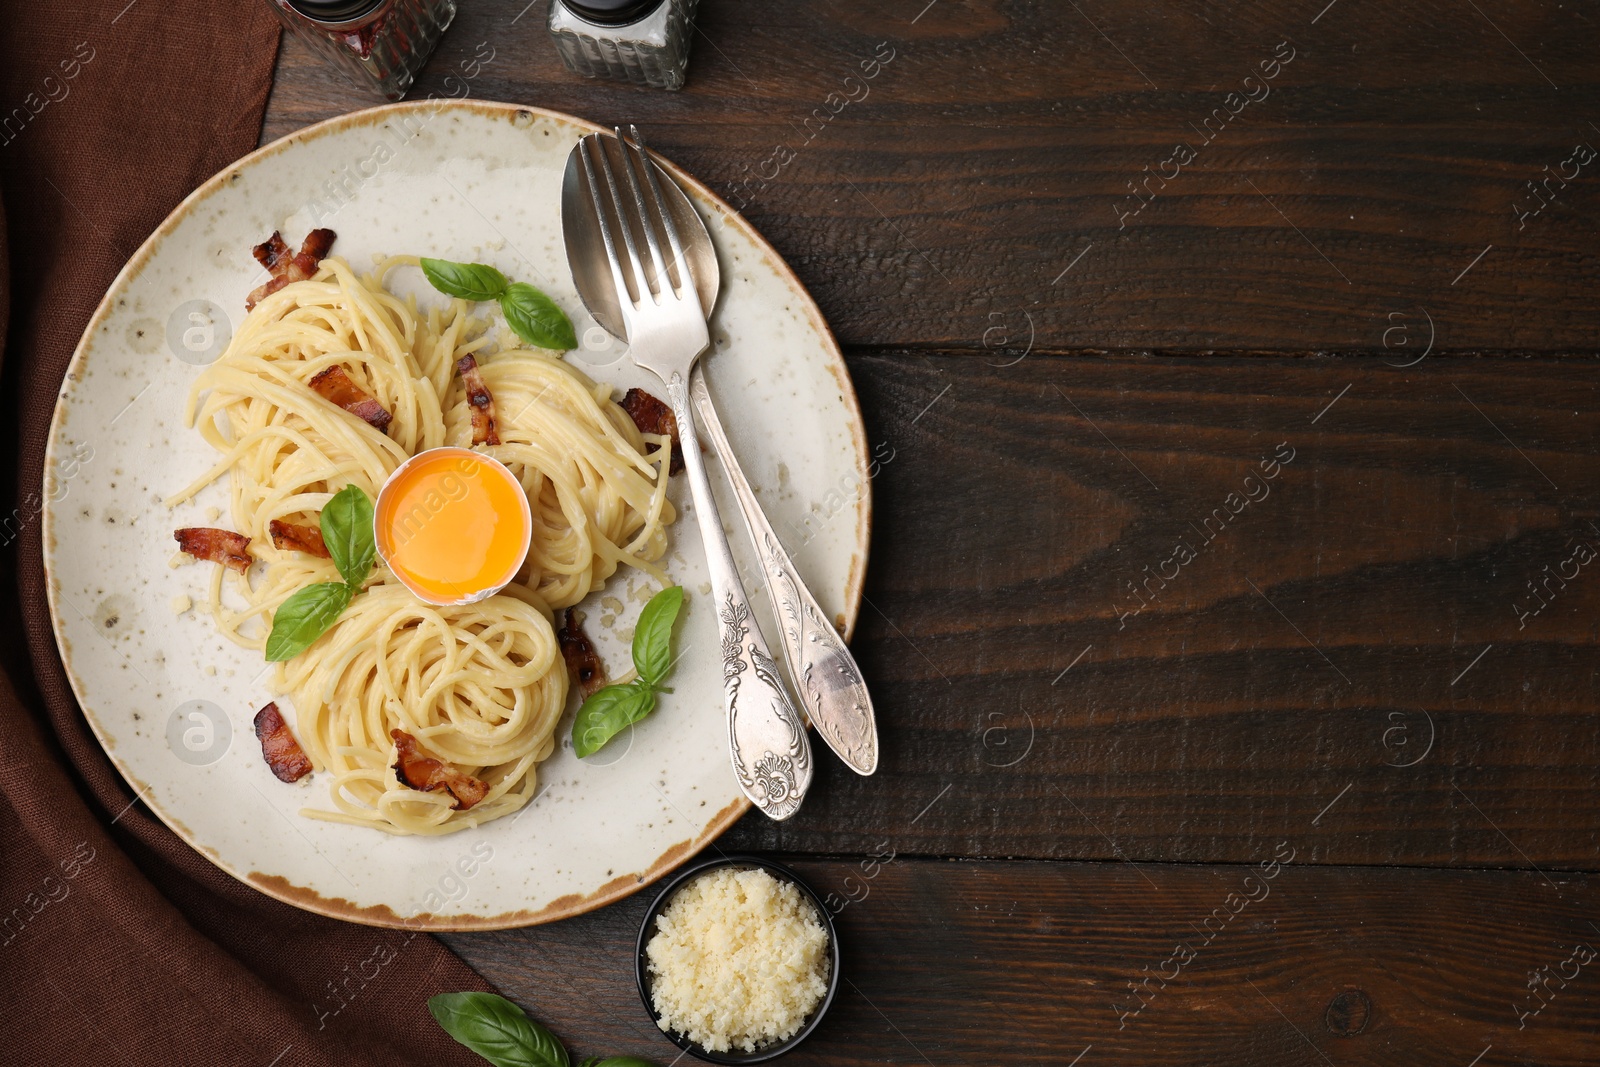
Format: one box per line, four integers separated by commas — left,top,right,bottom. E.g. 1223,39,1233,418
0,3,493,1063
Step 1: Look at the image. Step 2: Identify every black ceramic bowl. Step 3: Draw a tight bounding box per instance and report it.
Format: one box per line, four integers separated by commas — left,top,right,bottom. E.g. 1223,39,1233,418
635,854,841,1064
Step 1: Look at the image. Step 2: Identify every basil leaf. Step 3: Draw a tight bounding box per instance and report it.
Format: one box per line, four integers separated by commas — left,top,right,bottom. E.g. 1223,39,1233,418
632,586,684,689
320,483,375,589
572,681,655,758
264,582,353,662
427,992,570,1067
421,258,510,302
500,282,577,351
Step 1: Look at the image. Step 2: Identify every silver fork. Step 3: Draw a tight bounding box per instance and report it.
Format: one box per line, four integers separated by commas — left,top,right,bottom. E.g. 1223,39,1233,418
575,131,813,821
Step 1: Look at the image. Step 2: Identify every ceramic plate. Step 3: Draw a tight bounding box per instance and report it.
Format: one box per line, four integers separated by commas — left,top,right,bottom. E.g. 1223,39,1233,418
42,101,869,930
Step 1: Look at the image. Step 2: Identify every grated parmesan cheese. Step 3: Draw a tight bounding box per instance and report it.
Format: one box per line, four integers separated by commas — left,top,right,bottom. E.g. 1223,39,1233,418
646,867,830,1053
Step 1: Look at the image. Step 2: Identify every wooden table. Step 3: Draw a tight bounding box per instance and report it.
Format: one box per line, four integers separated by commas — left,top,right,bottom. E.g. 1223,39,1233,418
267,3,1600,1062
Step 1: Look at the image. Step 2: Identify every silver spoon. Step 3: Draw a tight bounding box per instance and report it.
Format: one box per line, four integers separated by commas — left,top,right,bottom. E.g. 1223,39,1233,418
563,129,812,820
561,127,879,777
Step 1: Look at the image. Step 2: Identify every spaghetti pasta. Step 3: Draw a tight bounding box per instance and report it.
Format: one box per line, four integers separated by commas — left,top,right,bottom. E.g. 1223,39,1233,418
167,253,675,834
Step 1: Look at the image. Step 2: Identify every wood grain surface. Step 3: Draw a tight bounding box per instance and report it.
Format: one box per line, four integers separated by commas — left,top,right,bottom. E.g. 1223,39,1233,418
264,0,1600,352
717,352,1600,869
261,1,1600,1059
443,857,1600,1066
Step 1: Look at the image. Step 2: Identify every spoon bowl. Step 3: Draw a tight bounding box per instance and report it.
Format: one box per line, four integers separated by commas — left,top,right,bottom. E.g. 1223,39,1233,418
561,134,720,336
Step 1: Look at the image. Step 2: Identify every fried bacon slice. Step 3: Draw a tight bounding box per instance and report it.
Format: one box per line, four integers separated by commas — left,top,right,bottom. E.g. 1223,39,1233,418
391,729,489,810
558,610,606,697
620,388,684,474
254,702,312,783
245,228,336,310
253,231,292,273
455,355,500,446
174,527,253,574
268,519,331,559
308,365,393,433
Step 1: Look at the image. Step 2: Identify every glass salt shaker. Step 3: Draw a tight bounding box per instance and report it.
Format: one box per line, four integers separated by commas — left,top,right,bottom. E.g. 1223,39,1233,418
547,0,699,91
270,0,458,102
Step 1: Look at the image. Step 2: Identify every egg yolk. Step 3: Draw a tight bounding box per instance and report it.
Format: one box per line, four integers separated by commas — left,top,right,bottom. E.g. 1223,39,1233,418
375,448,529,605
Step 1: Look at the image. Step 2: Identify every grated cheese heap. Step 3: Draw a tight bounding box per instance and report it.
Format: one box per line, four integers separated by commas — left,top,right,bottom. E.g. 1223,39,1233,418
646,867,831,1053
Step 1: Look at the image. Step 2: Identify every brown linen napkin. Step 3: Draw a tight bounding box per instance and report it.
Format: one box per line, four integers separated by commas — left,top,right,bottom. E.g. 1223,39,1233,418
0,3,494,1063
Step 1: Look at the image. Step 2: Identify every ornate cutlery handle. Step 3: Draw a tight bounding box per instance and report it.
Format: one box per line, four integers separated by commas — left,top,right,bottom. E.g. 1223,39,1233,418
667,372,813,820
690,370,879,776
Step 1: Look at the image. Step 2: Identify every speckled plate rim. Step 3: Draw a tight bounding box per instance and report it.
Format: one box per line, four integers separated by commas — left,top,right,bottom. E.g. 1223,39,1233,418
41,99,872,930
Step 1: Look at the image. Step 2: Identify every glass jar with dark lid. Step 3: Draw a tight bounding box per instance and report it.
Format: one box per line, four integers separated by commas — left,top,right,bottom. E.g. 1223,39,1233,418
270,0,457,101
547,0,698,91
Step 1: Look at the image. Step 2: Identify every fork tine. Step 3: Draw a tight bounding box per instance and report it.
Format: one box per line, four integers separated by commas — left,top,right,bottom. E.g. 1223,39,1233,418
588,134,655,305
577,136,637,313
613,126,675,298
624,125,693,300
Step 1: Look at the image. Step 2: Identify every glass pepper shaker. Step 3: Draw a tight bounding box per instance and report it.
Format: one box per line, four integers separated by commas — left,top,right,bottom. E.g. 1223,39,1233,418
547,0,699,91
270,0,458,102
